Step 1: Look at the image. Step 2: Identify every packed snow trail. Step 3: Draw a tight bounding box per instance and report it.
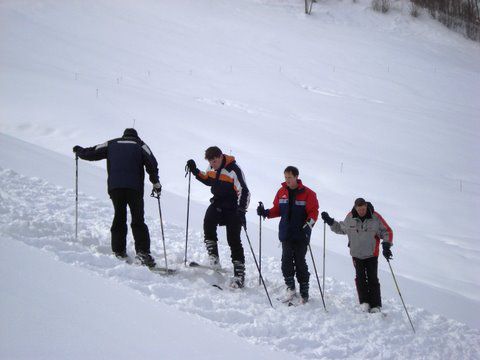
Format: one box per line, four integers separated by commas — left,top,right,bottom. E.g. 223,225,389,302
1,167,479,359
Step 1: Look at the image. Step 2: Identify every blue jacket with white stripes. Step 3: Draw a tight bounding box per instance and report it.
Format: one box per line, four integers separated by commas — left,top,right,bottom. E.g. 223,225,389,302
76,135,159,194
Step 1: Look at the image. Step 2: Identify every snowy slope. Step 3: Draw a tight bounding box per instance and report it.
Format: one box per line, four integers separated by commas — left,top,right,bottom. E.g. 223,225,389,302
0,237,298,360
1,153,479,359
0,0,480,358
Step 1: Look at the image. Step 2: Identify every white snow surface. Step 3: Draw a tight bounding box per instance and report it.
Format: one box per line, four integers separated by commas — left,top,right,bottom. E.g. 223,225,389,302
0,0,479,358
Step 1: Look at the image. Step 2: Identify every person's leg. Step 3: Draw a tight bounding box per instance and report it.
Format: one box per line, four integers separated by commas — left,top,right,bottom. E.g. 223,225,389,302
353,257,369,305
109,189,128,255
126,190,150,254
203,205,221,258
224,210,245,286
365,256,381,308
225,210,245,263
293,241,310,300
281,240,296,290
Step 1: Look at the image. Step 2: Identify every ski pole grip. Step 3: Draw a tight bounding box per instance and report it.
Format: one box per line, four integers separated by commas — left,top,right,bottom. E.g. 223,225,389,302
150,189,159,199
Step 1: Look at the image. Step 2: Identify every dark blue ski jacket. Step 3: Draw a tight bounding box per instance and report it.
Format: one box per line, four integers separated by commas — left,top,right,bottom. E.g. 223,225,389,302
76,135,159,194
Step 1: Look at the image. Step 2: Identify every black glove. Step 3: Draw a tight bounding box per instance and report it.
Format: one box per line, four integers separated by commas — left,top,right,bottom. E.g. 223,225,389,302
321,211,334,226
73,145,83,154
382,242,393,260
237,209,246,229
186,159,199,175
256,203,268,218
152,182,162,195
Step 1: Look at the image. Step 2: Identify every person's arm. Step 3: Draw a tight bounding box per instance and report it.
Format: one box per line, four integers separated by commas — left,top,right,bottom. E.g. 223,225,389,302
375,212,393,245
141,142,160,185
304,189,319,228
232,165,250,212
267,190,281,219
330,214,350,235
195,167,215,186
74,142,108,161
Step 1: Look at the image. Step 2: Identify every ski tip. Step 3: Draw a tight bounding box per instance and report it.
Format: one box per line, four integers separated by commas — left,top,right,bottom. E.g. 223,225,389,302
212,284,223,290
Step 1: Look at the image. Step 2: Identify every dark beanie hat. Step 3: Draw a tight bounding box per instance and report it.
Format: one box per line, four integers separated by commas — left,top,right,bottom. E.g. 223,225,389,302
123,128,138,138
354,198,366,207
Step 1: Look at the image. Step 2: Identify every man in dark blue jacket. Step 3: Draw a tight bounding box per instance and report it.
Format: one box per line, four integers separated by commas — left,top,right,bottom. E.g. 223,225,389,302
73,128,161,267
257,166,319,304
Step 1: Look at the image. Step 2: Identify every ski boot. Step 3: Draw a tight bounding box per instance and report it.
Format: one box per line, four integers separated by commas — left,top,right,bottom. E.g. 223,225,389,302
230,260,245,289
135,252,156,268
114,251,128,260
299,282,309,304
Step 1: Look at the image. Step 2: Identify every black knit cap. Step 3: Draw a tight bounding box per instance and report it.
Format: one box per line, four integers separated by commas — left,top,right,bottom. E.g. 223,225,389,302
354,198,367,207
123,128,138,138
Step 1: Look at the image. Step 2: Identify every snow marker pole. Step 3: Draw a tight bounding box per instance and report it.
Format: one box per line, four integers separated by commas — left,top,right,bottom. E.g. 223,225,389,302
243,226,273,308
184,167,192,266
151,191,169,273
387,259,415,333
308,244,327,311
75,154,78,241
258,201,263,286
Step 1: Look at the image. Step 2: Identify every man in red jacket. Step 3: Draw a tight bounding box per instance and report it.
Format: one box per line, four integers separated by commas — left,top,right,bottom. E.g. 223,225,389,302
257,166,319,303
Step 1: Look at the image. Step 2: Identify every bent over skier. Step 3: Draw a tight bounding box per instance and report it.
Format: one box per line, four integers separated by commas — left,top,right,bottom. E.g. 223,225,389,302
186,146,250,288
73,128,161,267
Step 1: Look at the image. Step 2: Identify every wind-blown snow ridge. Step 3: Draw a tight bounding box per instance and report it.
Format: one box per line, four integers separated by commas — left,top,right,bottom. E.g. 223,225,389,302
1,167,479,360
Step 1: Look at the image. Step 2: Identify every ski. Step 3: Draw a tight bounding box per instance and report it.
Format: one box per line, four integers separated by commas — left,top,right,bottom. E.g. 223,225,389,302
149,266,177,275
116,254,176,275
188,261,228,274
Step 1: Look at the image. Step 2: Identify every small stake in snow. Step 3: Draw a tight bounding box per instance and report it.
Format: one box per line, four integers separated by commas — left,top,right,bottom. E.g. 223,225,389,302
151,190,170,273
387,259,416,333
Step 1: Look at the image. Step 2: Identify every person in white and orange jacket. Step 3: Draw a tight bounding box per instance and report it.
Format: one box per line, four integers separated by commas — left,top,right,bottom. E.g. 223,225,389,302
321,198,393,313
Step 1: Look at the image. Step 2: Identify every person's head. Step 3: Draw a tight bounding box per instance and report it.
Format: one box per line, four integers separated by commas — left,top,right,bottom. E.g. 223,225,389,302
123,128,138,138
354,197,368,217
205,146,223,170
284,166,299,189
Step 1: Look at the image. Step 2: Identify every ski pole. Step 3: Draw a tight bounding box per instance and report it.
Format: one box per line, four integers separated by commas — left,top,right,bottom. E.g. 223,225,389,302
387,259,415,333
308,0,314,14
243,226,273,308
75,154,78,241
184,167,192,266
308,244,327,311
258,201,263,286
323,222,326,301
151,191,169,272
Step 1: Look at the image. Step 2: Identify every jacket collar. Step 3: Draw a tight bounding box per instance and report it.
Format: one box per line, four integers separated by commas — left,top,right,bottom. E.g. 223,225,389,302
281,179,305,192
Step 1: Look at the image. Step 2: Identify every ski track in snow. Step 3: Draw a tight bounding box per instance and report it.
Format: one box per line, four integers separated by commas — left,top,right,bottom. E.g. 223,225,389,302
1,167,479,360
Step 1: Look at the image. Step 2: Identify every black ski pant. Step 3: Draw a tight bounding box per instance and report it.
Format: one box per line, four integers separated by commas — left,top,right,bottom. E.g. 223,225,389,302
281,238,310,289
203,204,245,264
352,256,381,308
109,188,150,254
